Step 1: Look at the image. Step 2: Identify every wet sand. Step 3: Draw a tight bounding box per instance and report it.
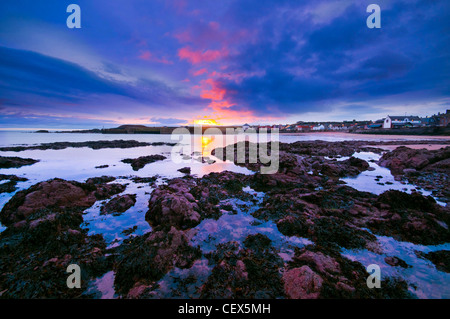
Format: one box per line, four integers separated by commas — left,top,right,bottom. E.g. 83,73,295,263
370,144,450,151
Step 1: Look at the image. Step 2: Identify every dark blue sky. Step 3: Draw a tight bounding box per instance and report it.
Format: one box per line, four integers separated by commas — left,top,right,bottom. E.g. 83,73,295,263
0,0,449,128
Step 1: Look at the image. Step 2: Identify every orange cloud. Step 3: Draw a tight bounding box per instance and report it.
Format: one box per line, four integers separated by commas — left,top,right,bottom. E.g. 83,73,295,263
199,78,226,100
188,66,281,125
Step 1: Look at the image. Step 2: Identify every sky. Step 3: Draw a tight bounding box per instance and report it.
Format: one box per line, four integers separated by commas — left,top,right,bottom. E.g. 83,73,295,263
0,0,449,129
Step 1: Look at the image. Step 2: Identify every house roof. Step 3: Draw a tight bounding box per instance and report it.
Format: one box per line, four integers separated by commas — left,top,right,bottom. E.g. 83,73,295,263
387,116,421,121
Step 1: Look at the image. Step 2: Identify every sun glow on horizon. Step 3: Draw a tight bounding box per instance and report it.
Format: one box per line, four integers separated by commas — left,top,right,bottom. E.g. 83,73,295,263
193,118,221,126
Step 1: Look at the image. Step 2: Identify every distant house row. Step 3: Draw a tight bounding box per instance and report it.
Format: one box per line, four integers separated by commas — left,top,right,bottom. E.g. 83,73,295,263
242,123,353,132
242,110,450,132
374,110,450,129
380,115,422,129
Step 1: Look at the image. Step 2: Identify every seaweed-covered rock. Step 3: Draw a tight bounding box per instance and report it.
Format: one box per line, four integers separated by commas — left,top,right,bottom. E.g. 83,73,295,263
287,247,415,299
319,156,370,178
372,190,450,245
121,155,166,171
0,205,109,298
0,179,97,226
255,187,378,250
87,178,126,201
420,250,450,273
146,179,201,230
283,266,323,299
384,256,411,269
0,156,39,169
0,178,125,226
113,227,201,296
178,167,191,174
0,140,152,152
200,235,285,299
0,174,28,194
379,146,450,175
311,216,376,250
101,194,136,215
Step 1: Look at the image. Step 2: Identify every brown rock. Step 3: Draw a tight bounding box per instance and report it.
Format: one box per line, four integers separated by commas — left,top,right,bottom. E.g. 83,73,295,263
297,251,341,274
146,179,200,230
384,256,410,268
283,266,323,299
0,179,97,225
101,194,136,215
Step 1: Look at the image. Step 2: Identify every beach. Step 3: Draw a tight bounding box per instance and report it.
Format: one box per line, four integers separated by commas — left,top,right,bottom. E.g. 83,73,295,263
0,131,449,298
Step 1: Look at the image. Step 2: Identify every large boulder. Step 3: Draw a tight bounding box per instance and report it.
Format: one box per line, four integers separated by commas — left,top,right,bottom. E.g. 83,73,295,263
283,266,323,299
0,178,125,226
146,179,200,230
0,179,96,226
295,251,341,274
113,226,201,296
101,194,136,215
319,156,370,178
200,235,285,299
378,146,450,175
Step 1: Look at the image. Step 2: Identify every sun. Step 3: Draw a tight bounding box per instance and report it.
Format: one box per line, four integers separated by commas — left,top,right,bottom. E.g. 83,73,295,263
194,119,219,125
193,118,220,126
201,136,213,147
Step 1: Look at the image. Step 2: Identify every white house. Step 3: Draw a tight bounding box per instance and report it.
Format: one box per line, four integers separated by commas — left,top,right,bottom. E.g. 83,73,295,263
383,116,392,129
312,124,325,131
383,115,421,129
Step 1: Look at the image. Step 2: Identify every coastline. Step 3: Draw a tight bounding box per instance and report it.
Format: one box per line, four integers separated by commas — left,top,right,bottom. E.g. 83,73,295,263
280,131,450,141
0,134,449,299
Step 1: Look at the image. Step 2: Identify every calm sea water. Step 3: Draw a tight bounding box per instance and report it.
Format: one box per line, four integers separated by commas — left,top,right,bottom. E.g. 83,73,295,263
1,130,449,147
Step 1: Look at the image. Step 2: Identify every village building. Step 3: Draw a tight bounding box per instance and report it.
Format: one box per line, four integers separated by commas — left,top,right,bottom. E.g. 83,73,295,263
312,124,325,131
438,110,450,127
296,125,311,132
382,115,421,129
420,116,438,126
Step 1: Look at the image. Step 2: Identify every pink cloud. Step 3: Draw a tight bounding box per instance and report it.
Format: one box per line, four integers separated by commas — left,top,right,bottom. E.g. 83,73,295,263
174,30,191,43
138,51,152,60
173,20,257,50
138,50,173,64
178,47,227,64
209,21,220,30
193,68,208,76
199,78,226,100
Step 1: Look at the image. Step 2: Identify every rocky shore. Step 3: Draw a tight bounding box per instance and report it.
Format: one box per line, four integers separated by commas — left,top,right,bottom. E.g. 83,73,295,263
378,146,450,203
0,139,449,299
0,156,39,169
0,177,125,298
0,140,176,152
121,155,167,171
0,174,28,194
